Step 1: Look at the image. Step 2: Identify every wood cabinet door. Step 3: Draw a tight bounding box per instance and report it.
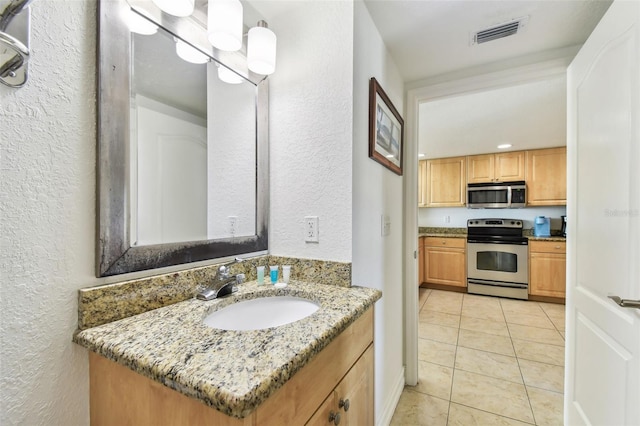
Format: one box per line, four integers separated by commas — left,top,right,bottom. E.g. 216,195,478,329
306,393,336,426
425,157,466,207
526,147,567,205
529,252,566,298
418,237,425,285
418,160,427,207
335,346,374,426
424,247,466,287
494,151,525,181
467,154,494,183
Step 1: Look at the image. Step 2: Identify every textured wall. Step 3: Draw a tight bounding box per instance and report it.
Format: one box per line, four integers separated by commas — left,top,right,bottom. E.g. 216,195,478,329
419,205,568,229
0,1,97,424
352,2,406,423
267,1,354,262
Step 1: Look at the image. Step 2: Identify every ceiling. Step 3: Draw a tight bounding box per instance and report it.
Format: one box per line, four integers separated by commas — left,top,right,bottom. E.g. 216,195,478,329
363,0,612,84
363,0,612,159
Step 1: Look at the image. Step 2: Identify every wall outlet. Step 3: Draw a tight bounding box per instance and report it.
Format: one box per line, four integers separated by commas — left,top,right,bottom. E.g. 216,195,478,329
443,215,451,224
228,216,238,236
381,214,391,236
304,216,319,243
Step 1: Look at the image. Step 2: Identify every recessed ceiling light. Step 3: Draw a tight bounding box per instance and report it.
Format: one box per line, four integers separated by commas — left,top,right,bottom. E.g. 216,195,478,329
497,144,512,149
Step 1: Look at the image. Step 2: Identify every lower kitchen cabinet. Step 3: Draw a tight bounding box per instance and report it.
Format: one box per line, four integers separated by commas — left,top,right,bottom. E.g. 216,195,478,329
423,237,466,288
529,240,566,299
418,237,426,285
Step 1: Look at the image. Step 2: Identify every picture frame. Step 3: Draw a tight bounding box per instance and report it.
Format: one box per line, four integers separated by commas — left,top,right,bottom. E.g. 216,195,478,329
369,77,404,175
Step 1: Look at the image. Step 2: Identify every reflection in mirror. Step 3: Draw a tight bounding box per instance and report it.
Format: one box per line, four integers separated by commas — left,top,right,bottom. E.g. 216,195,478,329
96,0,268,277
130,27,256,246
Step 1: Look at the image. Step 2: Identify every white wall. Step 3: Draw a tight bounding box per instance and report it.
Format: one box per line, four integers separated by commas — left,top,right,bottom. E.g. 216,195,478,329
0,1,96,423
352,2,406,424
266,1,354,262
419,205,567,230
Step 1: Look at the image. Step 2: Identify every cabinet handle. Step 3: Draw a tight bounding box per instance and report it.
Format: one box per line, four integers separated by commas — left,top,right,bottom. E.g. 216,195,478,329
329,411,341,425
339,398,350,412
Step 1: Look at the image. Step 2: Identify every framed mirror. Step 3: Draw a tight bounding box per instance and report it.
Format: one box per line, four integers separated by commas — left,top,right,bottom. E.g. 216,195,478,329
97,0,269,277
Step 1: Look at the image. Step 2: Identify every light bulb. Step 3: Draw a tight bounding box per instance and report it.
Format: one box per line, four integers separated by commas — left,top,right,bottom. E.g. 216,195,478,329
208,0,243,52
152,0,194,17
127,9,158,35
247,21,276,75
217,66,243,84
174,38,209,64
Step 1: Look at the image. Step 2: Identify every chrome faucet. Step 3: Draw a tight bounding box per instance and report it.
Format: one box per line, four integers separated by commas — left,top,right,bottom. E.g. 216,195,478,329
196,257,245,301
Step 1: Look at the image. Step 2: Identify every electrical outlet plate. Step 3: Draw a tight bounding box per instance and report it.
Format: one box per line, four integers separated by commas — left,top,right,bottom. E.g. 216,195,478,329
381,214,391,236
228,216,238,236
304,216,319,243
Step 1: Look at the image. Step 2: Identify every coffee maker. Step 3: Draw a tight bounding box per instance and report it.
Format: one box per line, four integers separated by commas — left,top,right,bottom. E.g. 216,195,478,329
561,215,567,237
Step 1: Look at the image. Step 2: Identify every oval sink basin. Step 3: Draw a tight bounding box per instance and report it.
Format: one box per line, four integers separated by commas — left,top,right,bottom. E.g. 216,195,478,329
203,296,320,331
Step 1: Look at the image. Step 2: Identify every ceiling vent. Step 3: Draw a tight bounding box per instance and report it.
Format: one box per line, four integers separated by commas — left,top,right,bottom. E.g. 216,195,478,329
471,16,529,45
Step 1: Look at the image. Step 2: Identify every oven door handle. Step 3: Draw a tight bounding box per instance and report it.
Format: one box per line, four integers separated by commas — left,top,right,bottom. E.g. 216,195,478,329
467,238,528,245
467,279,528,289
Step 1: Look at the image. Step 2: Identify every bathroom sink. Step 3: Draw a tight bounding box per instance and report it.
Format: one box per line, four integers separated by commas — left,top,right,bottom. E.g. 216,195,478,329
203,296,320,331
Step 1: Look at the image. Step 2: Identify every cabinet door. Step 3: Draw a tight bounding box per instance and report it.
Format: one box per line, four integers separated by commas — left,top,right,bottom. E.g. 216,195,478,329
526,147,567,205
418,160,427,207
494,151,525,181
335,346,374,426
425,157,466,207
424,247,466,287
467,154,494,183
529,252,566,298
306,393,337,426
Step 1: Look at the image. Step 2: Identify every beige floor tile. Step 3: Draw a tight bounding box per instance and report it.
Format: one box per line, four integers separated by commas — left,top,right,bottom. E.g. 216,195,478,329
455,346,523,384
538,302,566,317
559,331,565,339
461,295,505,322
448,403,532,426
390,389,449,426
451,370,534,424
418,338,456,368
547,314,566,332
424,290,464,315
460,315,510,337
419,288,431,309
518,359,564,393
463,293,503,309
419,309,461,328
527,386,564,426
418,323,459,345
503,311,556,329
512,339,565,366
500,299,545,316
414,360,454,400
507,324,565,346
457,328,515,357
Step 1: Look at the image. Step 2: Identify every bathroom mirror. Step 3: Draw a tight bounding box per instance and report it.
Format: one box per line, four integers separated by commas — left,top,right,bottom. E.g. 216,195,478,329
97,0,269,277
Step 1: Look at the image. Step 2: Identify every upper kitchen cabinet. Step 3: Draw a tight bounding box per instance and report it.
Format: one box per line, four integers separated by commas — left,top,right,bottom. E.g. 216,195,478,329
418,160,428,207
526,147,567,206
467,151,526,183
424,157,466,207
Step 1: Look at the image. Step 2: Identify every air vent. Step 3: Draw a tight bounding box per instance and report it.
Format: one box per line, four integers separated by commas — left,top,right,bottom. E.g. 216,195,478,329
471,16,529,45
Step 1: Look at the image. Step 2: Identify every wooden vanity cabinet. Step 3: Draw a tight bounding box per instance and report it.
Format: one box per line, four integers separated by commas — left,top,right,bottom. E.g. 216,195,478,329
467,151,525,183
424,157,466,207
423,237,466,288
529,240,566,299
526,147,567,206
89,308,374,426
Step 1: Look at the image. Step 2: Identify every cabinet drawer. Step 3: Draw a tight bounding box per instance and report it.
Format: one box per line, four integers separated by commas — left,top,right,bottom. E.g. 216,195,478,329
424,237,465,249
530,240,566,253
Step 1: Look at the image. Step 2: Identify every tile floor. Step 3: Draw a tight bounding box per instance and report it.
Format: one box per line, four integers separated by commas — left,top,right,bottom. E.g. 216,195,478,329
390,289,565,426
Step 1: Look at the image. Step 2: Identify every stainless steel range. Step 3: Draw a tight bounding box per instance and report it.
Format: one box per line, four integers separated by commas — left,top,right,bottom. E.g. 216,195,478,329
467,219,529,300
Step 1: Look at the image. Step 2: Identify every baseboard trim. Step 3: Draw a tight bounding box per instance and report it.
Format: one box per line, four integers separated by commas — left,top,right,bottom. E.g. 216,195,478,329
376,366,405,426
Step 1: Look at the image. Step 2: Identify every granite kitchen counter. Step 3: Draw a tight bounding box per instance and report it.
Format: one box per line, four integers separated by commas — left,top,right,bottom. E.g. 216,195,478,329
418,232,467,238
526,235,567,242
73,280,381,419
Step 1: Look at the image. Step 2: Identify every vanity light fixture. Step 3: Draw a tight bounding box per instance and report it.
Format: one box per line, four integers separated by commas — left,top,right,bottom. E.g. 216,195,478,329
152,0,194,17
217,64,243,84
208,0,243,52
174,38,209,64
497,143,513,149
247,20,276,75
127,9,158,35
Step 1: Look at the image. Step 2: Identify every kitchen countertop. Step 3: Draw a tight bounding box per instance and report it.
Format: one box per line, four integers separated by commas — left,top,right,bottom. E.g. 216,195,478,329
73,280,381,419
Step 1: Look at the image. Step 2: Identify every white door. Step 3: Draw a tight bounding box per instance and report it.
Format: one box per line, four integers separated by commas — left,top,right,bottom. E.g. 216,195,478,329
566,1,640,424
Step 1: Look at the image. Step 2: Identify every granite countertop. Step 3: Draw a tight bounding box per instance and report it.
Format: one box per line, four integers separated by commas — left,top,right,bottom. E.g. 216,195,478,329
73,280,381,419
526,235,567,242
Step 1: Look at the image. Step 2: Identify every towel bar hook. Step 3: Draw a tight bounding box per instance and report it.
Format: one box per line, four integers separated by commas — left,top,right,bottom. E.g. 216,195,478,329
0,0,33,88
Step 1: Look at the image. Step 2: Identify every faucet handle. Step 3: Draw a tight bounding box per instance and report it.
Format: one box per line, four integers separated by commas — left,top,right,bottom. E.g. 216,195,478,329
217,257,243,278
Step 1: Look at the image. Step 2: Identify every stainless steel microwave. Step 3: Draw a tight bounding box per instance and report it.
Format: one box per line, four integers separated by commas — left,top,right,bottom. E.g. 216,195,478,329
467,181,526,208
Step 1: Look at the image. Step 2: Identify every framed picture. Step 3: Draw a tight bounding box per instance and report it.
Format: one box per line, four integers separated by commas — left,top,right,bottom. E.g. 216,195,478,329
369,77,404,175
